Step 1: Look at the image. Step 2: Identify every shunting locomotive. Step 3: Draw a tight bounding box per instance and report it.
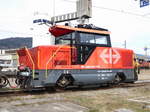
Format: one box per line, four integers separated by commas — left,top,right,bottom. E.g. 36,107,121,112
1,0,138,90
16,24,138,89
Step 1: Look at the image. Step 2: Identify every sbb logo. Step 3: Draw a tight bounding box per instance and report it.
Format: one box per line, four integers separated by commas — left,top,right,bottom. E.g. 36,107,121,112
100,49,121,64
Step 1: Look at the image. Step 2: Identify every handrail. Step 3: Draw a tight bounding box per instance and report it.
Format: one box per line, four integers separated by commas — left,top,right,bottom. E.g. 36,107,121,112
25,47,35,79
45,45,74,78
45,45,65,78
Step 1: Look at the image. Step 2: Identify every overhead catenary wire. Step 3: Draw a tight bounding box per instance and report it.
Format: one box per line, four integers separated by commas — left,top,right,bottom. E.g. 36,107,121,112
61,0,150,20
93,5,150,19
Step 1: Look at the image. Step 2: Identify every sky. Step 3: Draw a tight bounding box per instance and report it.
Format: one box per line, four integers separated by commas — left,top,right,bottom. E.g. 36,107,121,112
0,0,150,54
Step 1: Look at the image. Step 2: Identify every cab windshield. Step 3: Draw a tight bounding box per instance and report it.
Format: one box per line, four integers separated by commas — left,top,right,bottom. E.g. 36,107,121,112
55,31,111,47
79,32,108,45
55,33,75,45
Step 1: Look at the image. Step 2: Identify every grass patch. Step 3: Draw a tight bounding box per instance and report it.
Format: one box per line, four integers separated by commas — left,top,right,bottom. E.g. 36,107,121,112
64,86,150,112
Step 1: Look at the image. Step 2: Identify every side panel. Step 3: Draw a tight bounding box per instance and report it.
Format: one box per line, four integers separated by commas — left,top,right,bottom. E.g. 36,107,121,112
17,46,72,70
85,47,134,69
31,69,135,87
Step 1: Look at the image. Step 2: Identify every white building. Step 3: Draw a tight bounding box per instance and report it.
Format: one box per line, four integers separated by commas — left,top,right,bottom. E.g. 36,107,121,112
32,12,55,47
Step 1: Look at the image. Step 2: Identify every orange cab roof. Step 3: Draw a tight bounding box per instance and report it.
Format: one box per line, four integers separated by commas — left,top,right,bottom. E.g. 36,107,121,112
49,25,110,37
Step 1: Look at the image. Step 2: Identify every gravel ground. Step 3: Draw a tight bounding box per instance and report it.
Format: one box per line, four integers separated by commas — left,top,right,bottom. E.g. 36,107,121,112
0,102,88,112
0,93,88,112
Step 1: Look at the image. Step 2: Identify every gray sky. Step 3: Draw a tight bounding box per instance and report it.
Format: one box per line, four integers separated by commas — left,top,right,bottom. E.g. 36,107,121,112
0,0,150,54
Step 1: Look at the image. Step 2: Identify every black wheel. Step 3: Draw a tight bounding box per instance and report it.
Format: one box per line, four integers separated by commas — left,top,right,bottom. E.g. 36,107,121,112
0,75,9,87
114,75,121,84
15,78,20,85
20,77,32,89
24,77,32,89
56,74,73,88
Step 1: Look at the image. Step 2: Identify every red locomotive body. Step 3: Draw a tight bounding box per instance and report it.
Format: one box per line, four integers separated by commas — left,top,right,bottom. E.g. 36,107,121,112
18,46,133,70
17,25,137,89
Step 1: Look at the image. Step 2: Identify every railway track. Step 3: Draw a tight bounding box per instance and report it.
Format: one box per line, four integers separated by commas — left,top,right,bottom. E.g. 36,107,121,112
0,80,150,97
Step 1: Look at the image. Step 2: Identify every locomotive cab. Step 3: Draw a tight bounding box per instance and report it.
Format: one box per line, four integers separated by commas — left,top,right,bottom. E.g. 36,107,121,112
50,24,111,64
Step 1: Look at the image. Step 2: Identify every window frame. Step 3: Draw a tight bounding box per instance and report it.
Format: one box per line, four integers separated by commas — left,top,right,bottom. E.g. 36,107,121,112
55,31,111,47
76,31,111,47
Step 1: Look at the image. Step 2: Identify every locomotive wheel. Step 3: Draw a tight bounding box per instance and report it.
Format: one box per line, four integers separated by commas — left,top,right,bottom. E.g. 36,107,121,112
15,78,20,85
20,77,32,89
24,78,32,89
0,76,9,87
57,74,73,88
114,75,121,84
